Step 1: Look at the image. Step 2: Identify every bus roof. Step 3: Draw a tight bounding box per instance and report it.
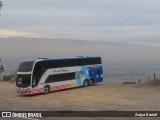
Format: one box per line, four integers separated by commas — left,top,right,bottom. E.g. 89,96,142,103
37,56,100,61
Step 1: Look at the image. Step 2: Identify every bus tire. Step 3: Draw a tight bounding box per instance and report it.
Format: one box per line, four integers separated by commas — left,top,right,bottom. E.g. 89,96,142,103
83,80,88,87
44,85,50,94
89,79,94,86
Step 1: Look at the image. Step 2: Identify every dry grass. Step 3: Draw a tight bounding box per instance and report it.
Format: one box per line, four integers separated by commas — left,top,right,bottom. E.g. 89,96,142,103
0,81,160,111
148,80,160,85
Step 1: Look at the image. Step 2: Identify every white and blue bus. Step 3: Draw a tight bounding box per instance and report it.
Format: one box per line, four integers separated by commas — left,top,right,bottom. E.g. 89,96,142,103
16,56,103,95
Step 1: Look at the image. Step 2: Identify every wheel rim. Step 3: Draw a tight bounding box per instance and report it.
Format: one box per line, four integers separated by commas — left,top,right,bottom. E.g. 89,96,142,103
90,80,94,85
44,87,49,93
84,80,88,86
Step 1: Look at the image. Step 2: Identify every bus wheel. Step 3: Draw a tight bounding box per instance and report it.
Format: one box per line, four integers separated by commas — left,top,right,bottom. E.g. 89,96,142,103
89,79,94,86
44,85,50,94
83,80,88,87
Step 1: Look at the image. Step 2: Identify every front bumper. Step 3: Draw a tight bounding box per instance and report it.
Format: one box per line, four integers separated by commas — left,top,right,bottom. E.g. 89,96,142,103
16,88,32,95
16,88,44,95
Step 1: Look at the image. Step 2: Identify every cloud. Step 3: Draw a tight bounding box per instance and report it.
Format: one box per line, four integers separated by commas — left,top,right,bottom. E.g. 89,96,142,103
0,30,42,38
0,0,160,41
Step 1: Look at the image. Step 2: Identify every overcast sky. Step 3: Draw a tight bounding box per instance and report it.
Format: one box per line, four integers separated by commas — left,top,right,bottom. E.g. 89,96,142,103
0,0,160,43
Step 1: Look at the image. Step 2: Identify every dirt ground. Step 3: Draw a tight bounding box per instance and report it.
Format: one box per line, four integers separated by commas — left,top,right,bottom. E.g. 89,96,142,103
0,80,160,112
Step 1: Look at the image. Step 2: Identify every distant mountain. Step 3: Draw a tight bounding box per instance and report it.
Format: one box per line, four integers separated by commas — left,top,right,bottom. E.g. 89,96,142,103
1,36,160,81
0,37,153,47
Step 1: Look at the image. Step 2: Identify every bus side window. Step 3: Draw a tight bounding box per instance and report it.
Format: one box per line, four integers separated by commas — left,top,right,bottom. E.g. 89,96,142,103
45,76,52,83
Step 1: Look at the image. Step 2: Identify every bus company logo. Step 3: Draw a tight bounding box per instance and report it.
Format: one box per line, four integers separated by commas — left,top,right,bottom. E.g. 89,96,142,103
2,112,11,117
53,68,69,73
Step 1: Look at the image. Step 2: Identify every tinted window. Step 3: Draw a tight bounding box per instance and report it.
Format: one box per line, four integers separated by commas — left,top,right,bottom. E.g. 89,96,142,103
18,61,35,72
45,72,75,83
16,74,31,88
47,57,101,68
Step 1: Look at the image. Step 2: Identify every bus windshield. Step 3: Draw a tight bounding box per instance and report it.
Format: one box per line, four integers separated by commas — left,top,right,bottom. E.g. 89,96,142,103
16,74,31,88
18,61,35,72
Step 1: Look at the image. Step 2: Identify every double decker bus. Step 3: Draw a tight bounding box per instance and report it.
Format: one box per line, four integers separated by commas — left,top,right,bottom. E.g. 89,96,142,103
16,56,103,95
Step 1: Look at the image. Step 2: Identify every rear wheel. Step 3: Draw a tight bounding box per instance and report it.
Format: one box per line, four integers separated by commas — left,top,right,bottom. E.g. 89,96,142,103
89,79,94,86
44,85,50,94
83,80,88,87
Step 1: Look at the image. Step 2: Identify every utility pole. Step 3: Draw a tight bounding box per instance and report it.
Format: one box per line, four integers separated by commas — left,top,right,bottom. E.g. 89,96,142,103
148,77,150,82
154,73,156,80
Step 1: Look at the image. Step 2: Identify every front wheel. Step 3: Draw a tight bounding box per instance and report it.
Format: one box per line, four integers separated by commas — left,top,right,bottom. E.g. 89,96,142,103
89,79,94,86
83,80,88,87
44,85,50,94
